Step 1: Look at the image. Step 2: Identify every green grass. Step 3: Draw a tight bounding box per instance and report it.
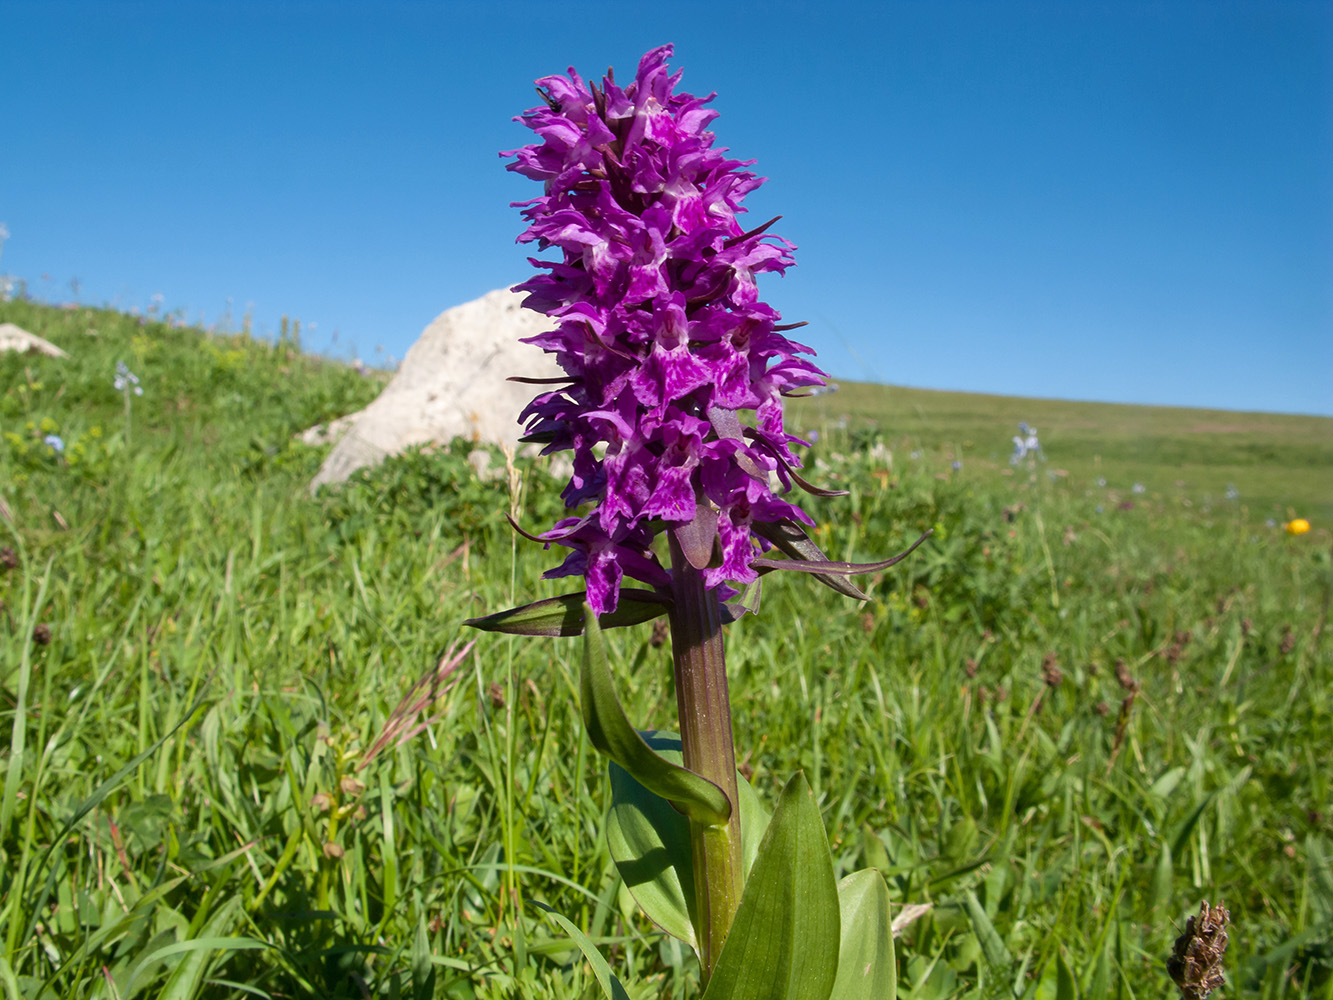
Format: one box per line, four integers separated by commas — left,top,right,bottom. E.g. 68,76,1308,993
792,381,1333,527
1,298,1331,999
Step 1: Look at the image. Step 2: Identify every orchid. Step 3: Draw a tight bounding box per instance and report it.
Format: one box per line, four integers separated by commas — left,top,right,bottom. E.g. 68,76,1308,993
468,45,924,997
502,44,828,616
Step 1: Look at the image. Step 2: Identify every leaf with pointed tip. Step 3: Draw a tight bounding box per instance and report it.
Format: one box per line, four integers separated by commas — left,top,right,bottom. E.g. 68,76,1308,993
751,520,869,601
751,530,932,585
1055,950,1078,1000
831,871,896,1000
582,607,730,826
606,732,771,949
463,590,668,636
702,773,840,1000
964,888,1012,969
506,375,577,385
531,901,633,1000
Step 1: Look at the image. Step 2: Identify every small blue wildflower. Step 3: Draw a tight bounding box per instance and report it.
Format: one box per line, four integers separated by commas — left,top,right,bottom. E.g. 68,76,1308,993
44,434,64,453
114,361,144,396
1010,423,1042,465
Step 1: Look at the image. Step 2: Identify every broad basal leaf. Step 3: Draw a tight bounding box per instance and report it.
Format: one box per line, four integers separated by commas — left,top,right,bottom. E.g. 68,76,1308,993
702,773,839,1000
831,870,896,1000
607,732,772,949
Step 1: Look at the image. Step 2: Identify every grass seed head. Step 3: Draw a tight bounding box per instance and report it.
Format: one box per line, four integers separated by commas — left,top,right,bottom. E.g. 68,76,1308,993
1168,901,1229,1000
1041,652,1062,688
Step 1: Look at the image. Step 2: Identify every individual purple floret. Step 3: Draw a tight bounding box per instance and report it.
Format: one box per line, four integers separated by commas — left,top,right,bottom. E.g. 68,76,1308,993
503,44,828,613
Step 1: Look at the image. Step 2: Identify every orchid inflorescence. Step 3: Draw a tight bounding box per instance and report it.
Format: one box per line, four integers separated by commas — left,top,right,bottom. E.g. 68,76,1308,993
467,45,923,996
503,44,840,616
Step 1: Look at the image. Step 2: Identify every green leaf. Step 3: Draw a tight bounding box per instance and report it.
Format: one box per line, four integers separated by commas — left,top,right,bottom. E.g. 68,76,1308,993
831,870,896,1000
963,889,1011,969
464,589,668,636
1150,841,1173,916
702,773,839,1000
1169,790,1218,858
411,910,434,999
532,902,632,1000
606,732,772,948
156,896,246,1000
581,607,730,826
1055,950,1079,1000
127,934,268,999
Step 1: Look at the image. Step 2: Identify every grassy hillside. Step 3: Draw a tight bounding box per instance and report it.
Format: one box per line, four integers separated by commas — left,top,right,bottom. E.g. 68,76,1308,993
791,381,1333,527
1,299,1330,999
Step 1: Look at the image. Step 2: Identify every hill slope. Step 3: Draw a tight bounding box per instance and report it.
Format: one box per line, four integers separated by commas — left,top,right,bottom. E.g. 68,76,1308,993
1,299,1330,998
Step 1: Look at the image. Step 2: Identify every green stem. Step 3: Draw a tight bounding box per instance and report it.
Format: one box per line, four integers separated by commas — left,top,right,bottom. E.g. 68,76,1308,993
667,534,743,981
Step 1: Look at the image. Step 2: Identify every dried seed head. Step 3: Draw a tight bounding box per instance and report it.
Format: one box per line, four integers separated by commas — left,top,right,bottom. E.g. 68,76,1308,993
1168,901,1229,1000
1041,652,1062,688
1279,627,1295,655
488,681,506,710
339,776,366,798
1115,658,1139,692
861,611,875,634
0,546,17,571
1240,618,1252,637
965,658,978,678
323,842,345,861
650,618,669,648
1094,700,1110,716
32,623,52,646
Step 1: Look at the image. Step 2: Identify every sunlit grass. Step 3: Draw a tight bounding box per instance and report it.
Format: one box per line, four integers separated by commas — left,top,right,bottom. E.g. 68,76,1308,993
1,299,1330,998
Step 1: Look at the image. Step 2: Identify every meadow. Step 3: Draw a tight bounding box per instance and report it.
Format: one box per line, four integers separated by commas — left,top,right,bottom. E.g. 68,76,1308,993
1,299,1330,999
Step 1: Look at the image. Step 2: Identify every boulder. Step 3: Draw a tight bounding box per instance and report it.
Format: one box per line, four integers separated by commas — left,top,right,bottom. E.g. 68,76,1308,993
0,323,68,358
307,288,563,489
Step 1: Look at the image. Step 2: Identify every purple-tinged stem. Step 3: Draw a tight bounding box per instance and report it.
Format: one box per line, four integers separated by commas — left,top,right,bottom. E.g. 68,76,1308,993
667,533,743,981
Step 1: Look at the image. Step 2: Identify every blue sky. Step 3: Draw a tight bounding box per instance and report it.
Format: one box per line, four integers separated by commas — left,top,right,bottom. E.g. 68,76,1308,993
3,1,1330,415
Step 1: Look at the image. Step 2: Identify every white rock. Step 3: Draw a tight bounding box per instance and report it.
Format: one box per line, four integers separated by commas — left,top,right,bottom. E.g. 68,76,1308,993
307,288,564,490
0,323,68,358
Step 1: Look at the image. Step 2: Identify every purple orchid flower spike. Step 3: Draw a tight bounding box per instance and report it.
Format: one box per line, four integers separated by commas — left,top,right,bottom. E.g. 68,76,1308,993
469,45,930,984
500,44,832,615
